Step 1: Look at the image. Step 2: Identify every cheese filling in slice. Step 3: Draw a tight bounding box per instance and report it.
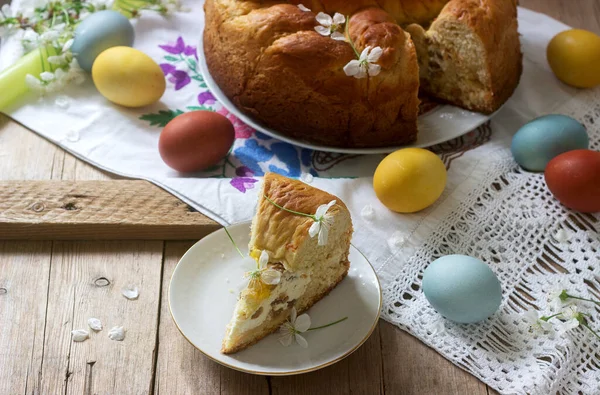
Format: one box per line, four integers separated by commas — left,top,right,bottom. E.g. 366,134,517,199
221,172,353,354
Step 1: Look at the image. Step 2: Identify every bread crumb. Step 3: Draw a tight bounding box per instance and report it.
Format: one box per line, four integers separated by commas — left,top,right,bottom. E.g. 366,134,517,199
360,204,375,220
300,173,314,183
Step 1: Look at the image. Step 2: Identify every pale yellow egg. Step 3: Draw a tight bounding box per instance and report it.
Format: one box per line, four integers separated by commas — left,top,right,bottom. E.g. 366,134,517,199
92,46,166,108
373,148,447,213
547,29,600,89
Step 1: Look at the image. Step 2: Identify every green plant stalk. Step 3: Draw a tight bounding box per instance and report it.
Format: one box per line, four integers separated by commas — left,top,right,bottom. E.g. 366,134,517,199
0,46,59,111
307,316,348,331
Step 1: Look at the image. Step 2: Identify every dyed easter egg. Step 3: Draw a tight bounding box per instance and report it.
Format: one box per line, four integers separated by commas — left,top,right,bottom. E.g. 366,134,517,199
545,149,600,213
511,115,588,172
547,29,600,88
159,111,235,173
92,47,165,107
373,148,446,213
422,255,502,324
71,10,135,72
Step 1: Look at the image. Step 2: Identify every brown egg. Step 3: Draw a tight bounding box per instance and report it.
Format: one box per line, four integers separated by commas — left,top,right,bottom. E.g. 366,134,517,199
159,111,235,173
545,149,600,213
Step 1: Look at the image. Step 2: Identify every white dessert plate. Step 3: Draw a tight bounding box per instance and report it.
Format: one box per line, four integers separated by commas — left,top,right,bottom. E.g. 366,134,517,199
198,34,493,154
169,221,382,375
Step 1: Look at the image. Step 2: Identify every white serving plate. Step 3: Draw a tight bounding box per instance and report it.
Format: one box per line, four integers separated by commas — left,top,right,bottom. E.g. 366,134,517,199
169,221,382,375
198,34,493,154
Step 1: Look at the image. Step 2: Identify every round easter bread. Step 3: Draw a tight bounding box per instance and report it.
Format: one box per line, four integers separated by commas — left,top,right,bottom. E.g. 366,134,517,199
204,0,521,148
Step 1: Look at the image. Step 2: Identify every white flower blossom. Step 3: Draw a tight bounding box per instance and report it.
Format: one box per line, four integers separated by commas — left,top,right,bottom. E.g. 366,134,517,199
344,46,382,79
297,4,311,12
308,200,336,246
25,74,44,92
548,285,571,312
279,307,311,348
245,250,281,286
62,39,74,53
48,55,68,65
522,309,553,333
40,71,55,82
314,12,346,41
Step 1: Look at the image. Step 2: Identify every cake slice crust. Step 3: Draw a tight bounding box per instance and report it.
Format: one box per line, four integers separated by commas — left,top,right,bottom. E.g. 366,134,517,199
221,173,353,354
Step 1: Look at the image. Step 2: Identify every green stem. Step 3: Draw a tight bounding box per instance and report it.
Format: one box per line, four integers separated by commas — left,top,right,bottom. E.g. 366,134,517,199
223,226,245,258
581,322,600,340
565,294,600,306
345,16,360,58
263,195,315,219
307,316,348,331
541,313,562,321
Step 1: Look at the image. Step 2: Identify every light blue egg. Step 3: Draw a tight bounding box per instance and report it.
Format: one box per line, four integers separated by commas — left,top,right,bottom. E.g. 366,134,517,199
71,10,135,72
422,255,502,324
511,114,588,172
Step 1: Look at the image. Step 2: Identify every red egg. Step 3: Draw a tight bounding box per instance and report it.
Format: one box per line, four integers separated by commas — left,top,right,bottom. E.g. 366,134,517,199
159,111,235,172
545,149,600,213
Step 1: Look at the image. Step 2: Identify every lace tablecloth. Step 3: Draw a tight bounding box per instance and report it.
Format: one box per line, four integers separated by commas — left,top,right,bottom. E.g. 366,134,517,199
1,1,599,393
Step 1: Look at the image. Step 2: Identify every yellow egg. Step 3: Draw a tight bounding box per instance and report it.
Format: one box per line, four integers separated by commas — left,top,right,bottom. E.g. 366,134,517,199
373,148,447,213
92,46,166,107
547,29,600,88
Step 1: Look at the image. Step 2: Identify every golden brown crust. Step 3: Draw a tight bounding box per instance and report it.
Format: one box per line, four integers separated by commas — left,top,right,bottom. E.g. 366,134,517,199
204,0,521,146
204,0,421,148
419,0,522,113
221,259,350,354
250,172,351,269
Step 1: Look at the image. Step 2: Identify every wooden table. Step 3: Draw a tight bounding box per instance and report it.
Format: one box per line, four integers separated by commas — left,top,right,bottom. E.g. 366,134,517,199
1,1,598,393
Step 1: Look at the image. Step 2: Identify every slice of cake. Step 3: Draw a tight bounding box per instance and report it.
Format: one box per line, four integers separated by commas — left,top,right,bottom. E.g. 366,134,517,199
221,172,353,354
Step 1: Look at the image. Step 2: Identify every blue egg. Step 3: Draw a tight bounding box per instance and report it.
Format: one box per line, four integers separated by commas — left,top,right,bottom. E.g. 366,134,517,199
422,255,502,324
511,114,588,172
71,10,135,72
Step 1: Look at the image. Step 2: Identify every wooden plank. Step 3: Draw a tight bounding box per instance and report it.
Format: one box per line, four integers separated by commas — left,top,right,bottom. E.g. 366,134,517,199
271,322,383,395
0,241,52,395
379,321,488,395
35,240,163,394
0,180,220,240
154,241,269,395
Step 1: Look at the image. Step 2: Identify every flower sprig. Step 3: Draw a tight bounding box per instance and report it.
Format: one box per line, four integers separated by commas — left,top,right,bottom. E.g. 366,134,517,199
523,288,600,340
223,226,281,286
263,195,336,246
278,307,348,348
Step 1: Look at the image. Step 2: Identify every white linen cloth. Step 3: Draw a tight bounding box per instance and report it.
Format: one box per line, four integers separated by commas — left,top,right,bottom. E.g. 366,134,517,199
1,2,599,393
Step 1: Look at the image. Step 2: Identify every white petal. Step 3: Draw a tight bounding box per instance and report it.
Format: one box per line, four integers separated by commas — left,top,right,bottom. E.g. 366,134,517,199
367,46,383,63
295,333,308,348
40,72,55,82
48,55,66,65
343,60,361,77
62,38,74,52
121,285,139,300
359,46,370,61
87,318,103,331
259,250,269,267
294,314,311,332
315,12,332,27
290,307,297,324
355,64,368,79
108,326,125,341
314,25,330,36
71,329,89,342
279,333,293,346
539,319,553,331
297,4,310,12
318,225,329,246
332,12,345,25
367,63,381,77
330,32,346,41
325,200,336,211
522,309,538,324
25,74,42,88
23,29,39,42
314,203,329,219
261,269,281,285
54,68,66,81
558,318,579,333
308,221,320,238
1,4,12,17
